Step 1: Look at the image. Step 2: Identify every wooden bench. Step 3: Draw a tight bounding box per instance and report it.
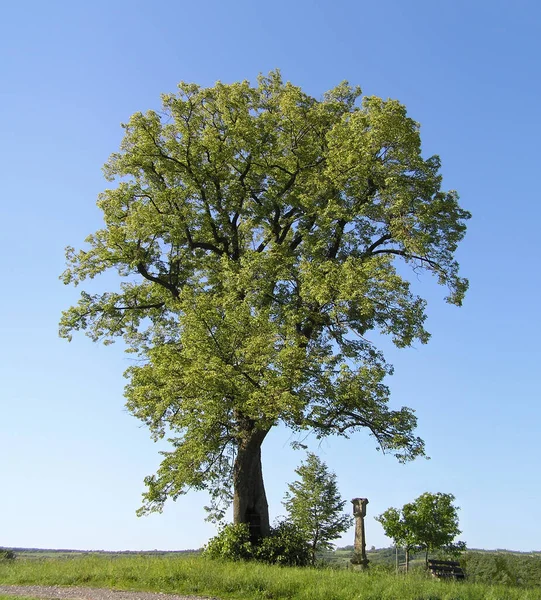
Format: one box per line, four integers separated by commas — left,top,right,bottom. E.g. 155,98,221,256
427,559,465,580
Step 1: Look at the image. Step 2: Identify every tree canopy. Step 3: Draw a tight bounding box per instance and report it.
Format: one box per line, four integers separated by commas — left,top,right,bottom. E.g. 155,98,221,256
376,492,465,569
60,71,470,534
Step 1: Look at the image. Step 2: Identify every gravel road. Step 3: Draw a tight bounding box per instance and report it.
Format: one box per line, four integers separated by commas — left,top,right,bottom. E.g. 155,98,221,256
0,586,219,600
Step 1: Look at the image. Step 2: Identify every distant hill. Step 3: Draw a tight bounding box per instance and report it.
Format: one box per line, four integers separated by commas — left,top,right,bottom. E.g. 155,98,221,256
0,547,200,560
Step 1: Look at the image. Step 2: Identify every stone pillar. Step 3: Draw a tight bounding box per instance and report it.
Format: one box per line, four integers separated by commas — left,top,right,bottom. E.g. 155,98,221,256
351,497,369,568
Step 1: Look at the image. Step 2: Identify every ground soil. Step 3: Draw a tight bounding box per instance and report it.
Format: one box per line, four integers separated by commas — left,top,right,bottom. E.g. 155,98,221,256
0,586,218,600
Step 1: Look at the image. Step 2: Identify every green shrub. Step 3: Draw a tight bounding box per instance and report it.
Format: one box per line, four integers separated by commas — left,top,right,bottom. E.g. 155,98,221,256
460,551,541,587
0,550,15,560
255,521,310,567
204,521,310,566
203,523,254,561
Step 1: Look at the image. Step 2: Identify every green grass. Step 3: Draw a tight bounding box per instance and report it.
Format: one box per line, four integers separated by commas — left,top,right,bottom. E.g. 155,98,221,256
1,554,541,600
0,596,43,600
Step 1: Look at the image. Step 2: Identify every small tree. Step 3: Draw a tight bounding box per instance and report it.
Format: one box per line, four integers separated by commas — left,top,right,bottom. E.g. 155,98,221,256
403,492,465,566
376,492,465,571
283,453,353,565
375,507,418,571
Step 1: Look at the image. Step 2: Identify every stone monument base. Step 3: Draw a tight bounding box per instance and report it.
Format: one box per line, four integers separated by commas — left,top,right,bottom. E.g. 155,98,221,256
350,553,370,570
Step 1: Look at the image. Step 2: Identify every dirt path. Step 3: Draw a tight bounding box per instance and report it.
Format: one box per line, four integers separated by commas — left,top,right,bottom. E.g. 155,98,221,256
0,586,219,600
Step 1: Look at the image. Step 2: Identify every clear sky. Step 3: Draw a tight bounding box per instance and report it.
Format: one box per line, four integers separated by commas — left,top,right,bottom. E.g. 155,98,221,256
1,0,540,552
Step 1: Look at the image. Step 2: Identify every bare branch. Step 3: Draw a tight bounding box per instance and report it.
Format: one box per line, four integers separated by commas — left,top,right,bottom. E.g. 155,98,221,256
371,248,443,272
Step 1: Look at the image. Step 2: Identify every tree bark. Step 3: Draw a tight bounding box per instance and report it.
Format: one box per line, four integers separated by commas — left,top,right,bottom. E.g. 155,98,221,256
310,539,317,566
233,426,271,541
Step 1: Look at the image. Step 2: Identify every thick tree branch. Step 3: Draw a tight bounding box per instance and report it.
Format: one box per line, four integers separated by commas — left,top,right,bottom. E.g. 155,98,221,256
136,262,180,298
327,219,347,259
371,248,444,272
366,233,392,255
115,302,166,311
289,215,317,251
185,227,225,255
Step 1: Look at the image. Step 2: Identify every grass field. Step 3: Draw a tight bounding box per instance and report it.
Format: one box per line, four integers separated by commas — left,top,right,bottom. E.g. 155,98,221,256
0,596,42,600
2,554,541,600
0,596,41,600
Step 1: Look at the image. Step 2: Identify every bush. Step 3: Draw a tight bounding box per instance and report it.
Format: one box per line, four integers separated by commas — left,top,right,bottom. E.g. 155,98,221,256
460,551,541,587
204,521,310,566
203,523,254,561
255,521,311,567
0,549,15,560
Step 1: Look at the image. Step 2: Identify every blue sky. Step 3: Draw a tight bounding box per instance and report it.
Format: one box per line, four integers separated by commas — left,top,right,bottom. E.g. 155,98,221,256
1,0,540,552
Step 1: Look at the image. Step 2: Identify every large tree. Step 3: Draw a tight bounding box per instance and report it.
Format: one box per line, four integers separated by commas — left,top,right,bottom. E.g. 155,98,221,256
60,71,470,538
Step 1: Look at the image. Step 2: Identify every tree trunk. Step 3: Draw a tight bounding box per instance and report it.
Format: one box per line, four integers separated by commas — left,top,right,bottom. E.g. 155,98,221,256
233,426,270,541
310,539,318,566
405,548,410,573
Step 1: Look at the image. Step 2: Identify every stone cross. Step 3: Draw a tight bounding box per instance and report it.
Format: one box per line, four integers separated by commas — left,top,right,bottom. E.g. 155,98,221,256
351,497,369,568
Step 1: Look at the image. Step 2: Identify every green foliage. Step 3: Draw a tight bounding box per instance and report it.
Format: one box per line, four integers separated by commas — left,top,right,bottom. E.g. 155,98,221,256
376,493,464,568
203,522,253,561
255,521,311,567
376,507,418,553
203,521,311,566
283,453,353,564
461,551,541,587
0,550,15,561
60,70,470,519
